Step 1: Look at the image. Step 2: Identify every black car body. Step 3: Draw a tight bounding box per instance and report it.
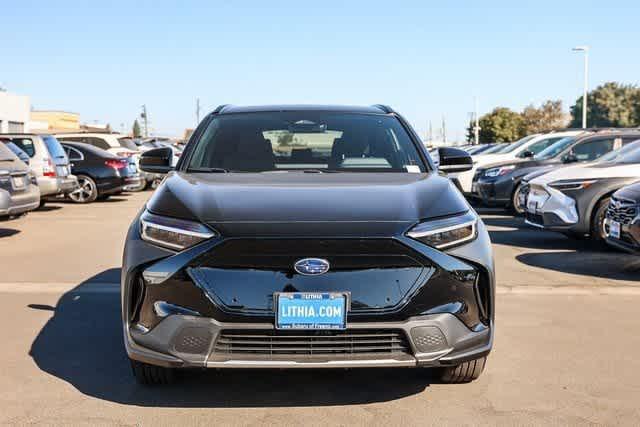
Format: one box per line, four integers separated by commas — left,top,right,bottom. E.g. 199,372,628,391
473,130,640,211
605,182,640,253
61,142,140,202
122,105,494,385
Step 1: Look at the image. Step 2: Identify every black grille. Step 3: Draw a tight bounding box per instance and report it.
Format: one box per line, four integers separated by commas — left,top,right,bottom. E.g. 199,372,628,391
213,329,411,356
606,198,638,225
525,212,543,226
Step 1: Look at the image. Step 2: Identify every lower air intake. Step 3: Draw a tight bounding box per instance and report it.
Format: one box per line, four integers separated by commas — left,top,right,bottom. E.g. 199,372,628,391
410,326,448,353
173,327,213,354
213,329,411,356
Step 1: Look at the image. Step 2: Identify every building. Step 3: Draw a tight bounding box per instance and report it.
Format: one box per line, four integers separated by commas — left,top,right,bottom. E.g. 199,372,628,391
0,91,30,133
30,110,80,132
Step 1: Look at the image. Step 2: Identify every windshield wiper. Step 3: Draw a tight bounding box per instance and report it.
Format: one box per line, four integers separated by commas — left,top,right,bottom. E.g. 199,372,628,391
187,167,229,173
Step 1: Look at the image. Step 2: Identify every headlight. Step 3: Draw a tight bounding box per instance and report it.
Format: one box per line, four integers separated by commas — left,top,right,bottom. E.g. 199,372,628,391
484,165,516,178
406,210,478,249
140,210,216,251
549,179,597,191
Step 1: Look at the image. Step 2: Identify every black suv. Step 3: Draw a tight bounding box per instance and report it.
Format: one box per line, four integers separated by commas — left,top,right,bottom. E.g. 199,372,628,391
122,105,495,385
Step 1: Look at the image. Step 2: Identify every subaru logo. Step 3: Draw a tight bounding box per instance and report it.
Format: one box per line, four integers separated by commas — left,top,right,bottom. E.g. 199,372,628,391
294,258,330,275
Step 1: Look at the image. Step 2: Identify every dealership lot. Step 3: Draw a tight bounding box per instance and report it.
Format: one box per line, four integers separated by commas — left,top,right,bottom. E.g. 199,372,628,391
1,191,639,426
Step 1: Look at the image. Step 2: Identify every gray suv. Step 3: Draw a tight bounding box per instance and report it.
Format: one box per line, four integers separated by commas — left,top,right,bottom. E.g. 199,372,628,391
2,134,78,206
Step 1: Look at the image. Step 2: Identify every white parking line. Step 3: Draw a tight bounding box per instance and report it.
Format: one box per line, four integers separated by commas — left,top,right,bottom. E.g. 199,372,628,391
0,282,639,296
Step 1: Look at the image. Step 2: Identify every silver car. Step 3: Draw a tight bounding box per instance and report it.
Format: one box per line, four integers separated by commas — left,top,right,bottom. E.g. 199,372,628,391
2,134,78,206
0,142,40,218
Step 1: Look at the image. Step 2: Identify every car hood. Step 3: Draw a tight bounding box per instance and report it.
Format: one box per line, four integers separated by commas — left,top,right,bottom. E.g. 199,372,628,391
530,162,640,186
146,171,470,237
614,181,640,201
473,153,515,166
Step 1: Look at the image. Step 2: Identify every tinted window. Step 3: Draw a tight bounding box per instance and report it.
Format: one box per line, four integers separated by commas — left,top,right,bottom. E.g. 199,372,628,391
85,137,111,150
535,137,578,160
188,112,426,172
571,137,621,161
498,134,538,154
63,146,83,161
0,141,18,161
118,138,138,150
42,136,68,159
10,138,36,157
517,137,563,158
4,142,30,163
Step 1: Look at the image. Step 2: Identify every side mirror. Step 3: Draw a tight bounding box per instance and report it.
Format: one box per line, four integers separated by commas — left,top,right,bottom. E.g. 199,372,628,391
139,147,174,174
437,147,473,173
521,150,534,158
562,153,578,164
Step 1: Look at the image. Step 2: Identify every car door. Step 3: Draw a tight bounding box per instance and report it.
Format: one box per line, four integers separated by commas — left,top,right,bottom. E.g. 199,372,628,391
63,146,84,174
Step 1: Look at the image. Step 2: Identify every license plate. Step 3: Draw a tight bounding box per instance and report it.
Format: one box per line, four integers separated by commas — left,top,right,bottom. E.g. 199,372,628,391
609,220,621,239
11,176,26,189
276,292,347,330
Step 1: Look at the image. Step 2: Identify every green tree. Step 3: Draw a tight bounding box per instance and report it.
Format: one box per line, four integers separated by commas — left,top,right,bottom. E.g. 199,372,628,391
478,107,524,143
570,82,640,128
465,119,475,143
132,119,141,138
521,100,567,134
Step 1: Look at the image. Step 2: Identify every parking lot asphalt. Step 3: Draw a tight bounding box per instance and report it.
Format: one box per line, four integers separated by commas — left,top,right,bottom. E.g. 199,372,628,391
1,192,639,426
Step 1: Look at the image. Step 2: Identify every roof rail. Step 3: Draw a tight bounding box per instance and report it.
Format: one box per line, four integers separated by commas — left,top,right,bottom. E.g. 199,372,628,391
213,104,231,114
371,104,394,114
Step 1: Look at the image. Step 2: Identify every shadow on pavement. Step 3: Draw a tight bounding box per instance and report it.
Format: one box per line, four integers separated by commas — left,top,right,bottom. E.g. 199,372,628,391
516,251,640,281
35,205,62,212
0,228,20,238
482,214,640,280
29,268,431,408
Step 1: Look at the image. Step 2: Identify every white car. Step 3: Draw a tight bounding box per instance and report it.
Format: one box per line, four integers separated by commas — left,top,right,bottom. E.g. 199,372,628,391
451,131,582,194
524,139,640,240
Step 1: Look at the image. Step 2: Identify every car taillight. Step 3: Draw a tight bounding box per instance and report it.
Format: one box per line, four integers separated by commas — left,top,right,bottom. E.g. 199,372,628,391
43,158,57,177
106,159,127,170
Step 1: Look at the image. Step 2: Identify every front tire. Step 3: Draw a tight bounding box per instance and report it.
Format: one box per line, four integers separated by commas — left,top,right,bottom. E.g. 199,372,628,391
591,197,610,242
438,356,487,383
510,184,525,215
130,359,175,385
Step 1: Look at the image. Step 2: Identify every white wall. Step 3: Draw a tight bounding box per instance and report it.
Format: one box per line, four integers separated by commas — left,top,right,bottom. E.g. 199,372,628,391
0,92,31,133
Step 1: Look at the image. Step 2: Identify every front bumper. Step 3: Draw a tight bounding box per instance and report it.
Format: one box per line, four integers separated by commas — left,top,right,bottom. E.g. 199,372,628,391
524,186,578,231
474,176,515,206
604,218,640,254
126,313,492,369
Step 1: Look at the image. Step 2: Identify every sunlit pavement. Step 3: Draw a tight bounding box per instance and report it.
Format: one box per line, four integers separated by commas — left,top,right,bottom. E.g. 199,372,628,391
1,192,639,426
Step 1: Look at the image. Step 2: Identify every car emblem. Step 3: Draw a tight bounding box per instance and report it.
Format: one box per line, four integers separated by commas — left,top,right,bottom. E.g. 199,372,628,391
294,258,330,275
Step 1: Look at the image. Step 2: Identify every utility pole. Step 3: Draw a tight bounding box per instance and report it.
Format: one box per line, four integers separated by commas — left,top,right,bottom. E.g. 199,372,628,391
572,46,589,129
442,116,447,144
428,120,433,142
140,105,149,137
196,98,201,125
474,97,480,145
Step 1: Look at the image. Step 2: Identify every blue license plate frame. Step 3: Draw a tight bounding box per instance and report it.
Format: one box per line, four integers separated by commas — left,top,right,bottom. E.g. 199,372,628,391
275,292,348,330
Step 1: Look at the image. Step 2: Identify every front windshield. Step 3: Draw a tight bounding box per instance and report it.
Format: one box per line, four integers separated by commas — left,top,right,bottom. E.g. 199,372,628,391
497,134,538,154
535,136,577,160
187,112,427,172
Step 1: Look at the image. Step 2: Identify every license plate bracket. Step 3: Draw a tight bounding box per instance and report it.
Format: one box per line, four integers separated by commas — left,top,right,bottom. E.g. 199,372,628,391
275,292,348,330
609,220,621,239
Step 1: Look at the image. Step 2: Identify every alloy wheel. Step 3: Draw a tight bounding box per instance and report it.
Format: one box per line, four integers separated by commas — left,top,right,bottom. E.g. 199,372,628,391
69,176,96,203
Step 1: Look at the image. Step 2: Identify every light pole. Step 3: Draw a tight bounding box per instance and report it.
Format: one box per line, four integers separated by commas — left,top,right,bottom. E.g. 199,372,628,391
572,46,589,129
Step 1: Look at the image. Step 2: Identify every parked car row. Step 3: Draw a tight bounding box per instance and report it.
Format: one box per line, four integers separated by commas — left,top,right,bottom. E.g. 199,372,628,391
455,128,640,253
0,132,156,220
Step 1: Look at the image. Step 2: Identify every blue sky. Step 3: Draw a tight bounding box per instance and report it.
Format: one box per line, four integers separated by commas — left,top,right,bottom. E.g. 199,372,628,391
3,0,640,140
